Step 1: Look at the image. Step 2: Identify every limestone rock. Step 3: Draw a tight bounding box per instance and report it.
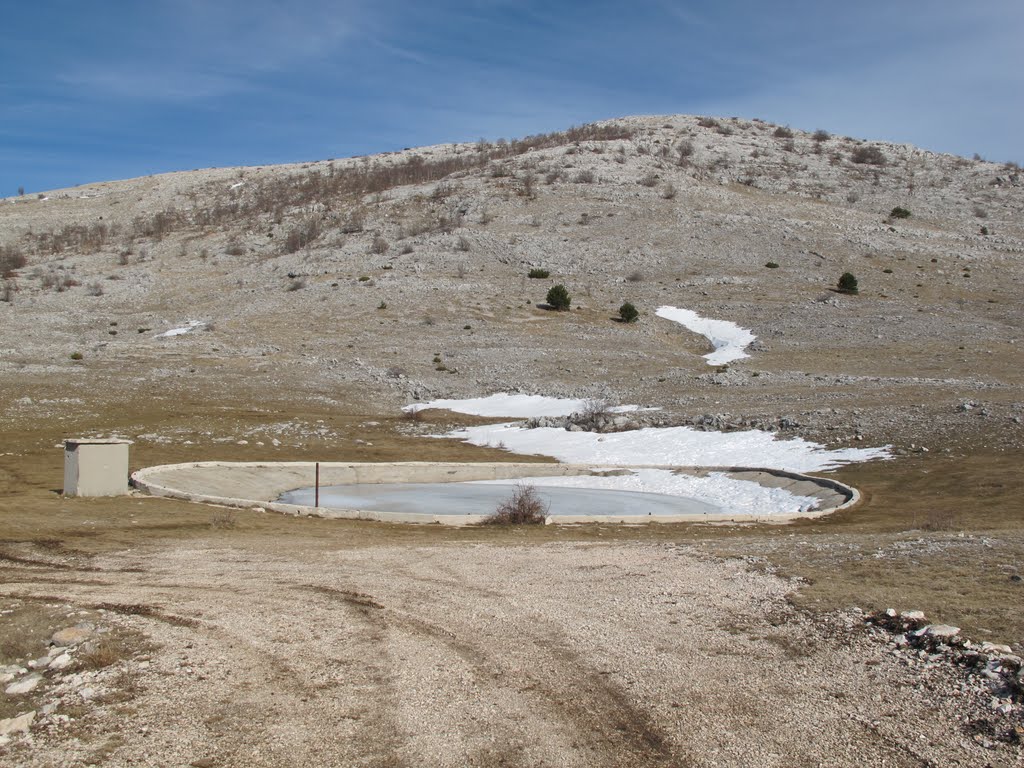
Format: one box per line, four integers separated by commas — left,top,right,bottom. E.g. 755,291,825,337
51,624,93,646
915,624,961,640
49,652,73,670
5,673,42,695
0,711,35,736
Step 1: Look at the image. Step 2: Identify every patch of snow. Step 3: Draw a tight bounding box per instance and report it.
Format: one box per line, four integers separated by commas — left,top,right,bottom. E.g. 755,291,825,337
656,306,756,365
155,321,204,338
404,393,650,418
472,468,820,515
443,423,889,473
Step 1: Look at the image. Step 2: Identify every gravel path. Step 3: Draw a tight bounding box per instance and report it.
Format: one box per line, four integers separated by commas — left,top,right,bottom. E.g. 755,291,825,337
4,537,1018,767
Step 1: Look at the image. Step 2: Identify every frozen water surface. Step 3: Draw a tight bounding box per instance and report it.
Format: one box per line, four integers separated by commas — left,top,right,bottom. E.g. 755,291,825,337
279,482,723,518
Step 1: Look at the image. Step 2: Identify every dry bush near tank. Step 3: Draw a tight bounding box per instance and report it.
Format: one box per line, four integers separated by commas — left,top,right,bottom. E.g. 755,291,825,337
485,484,549,525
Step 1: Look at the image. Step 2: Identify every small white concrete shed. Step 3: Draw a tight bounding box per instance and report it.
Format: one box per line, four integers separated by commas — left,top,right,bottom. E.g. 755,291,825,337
63,438,132,497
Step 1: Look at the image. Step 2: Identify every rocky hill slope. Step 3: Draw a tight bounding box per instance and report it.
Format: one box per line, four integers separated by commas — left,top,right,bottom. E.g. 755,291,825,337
1,115,1022,452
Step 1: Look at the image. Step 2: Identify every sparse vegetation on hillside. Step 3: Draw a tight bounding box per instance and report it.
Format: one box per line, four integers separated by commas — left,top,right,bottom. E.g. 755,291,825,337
890,206,912,219
528,268,550,279
838,272,859,294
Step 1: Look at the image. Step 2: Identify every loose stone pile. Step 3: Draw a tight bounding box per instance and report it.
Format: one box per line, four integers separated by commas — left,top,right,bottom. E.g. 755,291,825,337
865,608,1023,748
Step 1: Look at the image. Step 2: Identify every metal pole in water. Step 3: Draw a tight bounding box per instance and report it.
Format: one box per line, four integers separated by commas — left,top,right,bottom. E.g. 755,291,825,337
315,462,320,508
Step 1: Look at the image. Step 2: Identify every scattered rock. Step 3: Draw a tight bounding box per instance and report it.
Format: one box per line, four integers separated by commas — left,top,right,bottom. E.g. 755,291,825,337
5,673,43,695
49,652,74,670
916,624,961,640
51,624,93,646
0,710,35,736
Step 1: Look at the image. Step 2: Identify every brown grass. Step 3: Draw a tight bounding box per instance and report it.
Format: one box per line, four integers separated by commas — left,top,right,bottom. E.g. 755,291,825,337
0,375,1021,647
77,637,132,670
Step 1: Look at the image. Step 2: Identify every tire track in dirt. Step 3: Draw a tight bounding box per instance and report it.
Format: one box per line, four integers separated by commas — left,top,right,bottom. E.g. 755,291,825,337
7,566,413,767
296,569,692,766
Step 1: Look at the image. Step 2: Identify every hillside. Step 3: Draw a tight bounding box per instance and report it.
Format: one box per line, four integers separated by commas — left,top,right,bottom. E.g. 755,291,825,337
2,114,1022,452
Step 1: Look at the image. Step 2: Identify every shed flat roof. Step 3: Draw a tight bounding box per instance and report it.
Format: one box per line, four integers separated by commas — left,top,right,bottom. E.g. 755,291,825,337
63,438,133,446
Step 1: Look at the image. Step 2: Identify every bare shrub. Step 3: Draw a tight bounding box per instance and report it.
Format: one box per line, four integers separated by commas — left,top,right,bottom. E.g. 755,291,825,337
399,218,432,239
813,129,831,142
573,170,596,184
455,235,470,252
224,237,245,256
773,125,794,139
0,245,27,276
340,209,366,233
77,638,130,670
973,205,988,219
369,235,389,255
851,145,887,166
625,270,644,283
86,282,104,297
432,182,456,200
287,277,306,291
637,172,659,187
435,211,464,234
283,217,322,253
484,484,549,525
676,140,695,165
0,281,15,302
661,183,677,199
697,117,719,129
916,508,959,532
518,172,537,199
210,508,237,529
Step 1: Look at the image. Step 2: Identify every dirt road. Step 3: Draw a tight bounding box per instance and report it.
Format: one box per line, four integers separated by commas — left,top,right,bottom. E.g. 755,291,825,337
3,527,1019,767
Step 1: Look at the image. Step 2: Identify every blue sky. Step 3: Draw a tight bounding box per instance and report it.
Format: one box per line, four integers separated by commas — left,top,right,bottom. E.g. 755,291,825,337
3,0,1021,193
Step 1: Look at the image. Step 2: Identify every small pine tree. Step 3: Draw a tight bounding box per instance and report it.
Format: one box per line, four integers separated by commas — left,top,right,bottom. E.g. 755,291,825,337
889,206,911,219
618,302,639,323
546,284,571,311
838,272,859,294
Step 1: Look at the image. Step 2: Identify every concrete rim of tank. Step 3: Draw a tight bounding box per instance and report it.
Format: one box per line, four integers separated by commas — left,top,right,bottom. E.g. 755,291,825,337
129,461,860,526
